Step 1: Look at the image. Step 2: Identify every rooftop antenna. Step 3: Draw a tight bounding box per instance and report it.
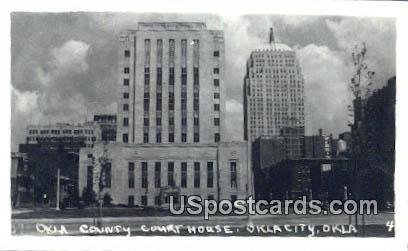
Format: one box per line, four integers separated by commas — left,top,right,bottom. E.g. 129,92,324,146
269,27,275,44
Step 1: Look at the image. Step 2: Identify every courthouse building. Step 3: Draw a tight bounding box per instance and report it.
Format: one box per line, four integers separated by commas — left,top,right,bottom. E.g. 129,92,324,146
78,22,252,207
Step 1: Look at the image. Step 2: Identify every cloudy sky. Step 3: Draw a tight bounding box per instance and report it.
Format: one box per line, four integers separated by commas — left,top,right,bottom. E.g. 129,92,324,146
10,13,396,151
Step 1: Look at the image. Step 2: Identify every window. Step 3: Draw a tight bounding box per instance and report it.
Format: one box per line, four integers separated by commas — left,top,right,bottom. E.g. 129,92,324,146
194,162,200,188
155,196,161,206
144,98,149,111
141,195,147,206
214,104,220,111
193,67,199,86
169,40,175,64
87,166,93,191
123,117,129,127
213,51,220,57
214,133,220,143
214,118,220,126
214,93,220,99
168,162,174,186
128,162,135,188
156,117,162,126
124,50,130,57
194,98,199,111
194,117,199,126
143,133,149,143
123,104,129,111
181,162,187,188
181,68,187,86
208,195,215,200
169,117,174,125
169,67,175,85
181,133,187,142
168,133,174,143
124,67,130,74
214,79,220,86
122,133,128,143
128,196,134,206
154,162,161,188
207,162,213,188
123,78,129,86
231,195,237,203
213,68,219,74
156,133,161,143
142,162,148,188
230,161,237,188
168,92,174,110
144,118,149,126
194,133,199,143
123,92,129,99
156,67,162,87
104,163,111,188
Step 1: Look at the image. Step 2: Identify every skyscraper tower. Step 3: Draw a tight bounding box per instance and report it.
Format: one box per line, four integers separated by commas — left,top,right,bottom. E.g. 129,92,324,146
116,22,226,144
243,28,305,144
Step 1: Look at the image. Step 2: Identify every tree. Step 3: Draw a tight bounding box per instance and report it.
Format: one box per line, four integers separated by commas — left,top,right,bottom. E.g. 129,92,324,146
103,193,113,206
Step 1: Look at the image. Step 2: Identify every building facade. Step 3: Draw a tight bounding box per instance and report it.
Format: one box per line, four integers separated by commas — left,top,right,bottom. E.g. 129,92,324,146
26,122,101,148
11,152,34,207
79,22,252,207
351,76,395,207
117,22,226,144
79,142,250,206
243,28,305,142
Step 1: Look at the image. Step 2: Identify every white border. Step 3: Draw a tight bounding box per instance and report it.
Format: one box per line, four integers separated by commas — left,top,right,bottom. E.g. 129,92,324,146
1,0,407,250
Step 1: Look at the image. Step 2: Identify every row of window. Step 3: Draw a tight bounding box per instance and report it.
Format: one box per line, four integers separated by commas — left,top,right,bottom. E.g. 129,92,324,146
29,129,94,135
87,161,237,191
122,67,220,75
125,161,237,189
123,48,220,59
121,132,220,143
128,194,238,207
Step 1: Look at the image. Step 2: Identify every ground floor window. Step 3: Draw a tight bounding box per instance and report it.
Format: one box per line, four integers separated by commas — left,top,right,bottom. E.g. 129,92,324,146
141,195,147,206
128,195,134,206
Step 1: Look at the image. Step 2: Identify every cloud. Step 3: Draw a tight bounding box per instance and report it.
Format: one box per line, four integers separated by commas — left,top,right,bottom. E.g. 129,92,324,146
10,13,395,150
12,87,39,114
226,99,243,114
326,17,396,89
225,99,244,140
50,40,90,73
297,44,350,135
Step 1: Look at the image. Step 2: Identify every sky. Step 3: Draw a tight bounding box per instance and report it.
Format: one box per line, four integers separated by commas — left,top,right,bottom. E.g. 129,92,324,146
10,12,396,151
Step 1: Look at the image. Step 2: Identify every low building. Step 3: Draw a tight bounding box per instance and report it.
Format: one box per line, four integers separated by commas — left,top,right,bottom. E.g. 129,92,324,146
251,136,285,199
11,152,34,207
26,122,101,148
280,126,304,159
78,141,252,206
93,114,117,142
268,158,351,201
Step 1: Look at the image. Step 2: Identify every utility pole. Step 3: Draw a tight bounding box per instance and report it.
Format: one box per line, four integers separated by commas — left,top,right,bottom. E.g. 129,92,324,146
56,167,60,211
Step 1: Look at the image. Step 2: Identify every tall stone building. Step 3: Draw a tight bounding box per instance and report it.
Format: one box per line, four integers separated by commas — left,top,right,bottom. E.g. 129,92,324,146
79,22,252,207
117,22,226,144
243,28,305,143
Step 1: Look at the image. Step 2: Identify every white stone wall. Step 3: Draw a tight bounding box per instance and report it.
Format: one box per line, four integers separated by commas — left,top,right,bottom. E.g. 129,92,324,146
79,141,251,206
117,23,225,144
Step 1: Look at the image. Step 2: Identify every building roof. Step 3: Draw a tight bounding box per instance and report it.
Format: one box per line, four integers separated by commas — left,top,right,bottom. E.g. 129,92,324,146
255,42,293,52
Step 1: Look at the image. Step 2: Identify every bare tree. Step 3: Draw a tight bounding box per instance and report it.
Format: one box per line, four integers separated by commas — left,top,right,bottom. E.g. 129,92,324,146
91,142,109,226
